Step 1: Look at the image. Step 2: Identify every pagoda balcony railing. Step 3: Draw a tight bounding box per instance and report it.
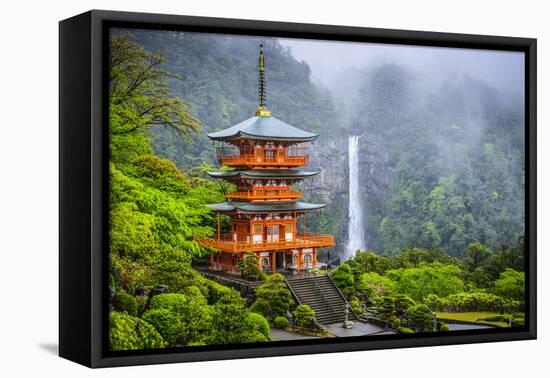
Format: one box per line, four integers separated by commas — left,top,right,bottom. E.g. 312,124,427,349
196,232,334,253
219,154,308,167
225,189,302,200
215,145,310,167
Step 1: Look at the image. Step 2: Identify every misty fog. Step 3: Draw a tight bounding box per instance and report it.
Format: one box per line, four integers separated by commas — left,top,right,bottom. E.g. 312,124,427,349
279,37,524,100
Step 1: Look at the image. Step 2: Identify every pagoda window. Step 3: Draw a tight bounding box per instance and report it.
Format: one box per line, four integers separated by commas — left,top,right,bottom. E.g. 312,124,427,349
266,225,279,242
236,224,248,242
285,223,294,241
264,149,275,162
261,258,269,271
253,224,263,243
303,254,312,269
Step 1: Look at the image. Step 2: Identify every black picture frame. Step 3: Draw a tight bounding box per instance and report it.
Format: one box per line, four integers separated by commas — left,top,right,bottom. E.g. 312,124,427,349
59,9,537,368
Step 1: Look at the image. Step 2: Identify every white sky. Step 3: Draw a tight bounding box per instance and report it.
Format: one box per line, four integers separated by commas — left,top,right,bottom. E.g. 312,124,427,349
278,37,524,96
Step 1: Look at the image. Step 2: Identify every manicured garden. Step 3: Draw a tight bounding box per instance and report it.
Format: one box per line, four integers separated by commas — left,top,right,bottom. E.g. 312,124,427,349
436,312,524,328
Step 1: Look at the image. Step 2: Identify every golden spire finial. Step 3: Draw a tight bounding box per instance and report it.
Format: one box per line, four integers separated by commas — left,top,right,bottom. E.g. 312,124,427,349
255,44,271,117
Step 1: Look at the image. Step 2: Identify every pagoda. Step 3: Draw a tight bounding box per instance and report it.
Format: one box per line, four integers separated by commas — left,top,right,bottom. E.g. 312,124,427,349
197,45,334,274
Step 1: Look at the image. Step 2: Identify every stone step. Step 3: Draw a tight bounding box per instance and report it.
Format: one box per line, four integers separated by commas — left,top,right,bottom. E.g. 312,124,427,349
286,275,355,326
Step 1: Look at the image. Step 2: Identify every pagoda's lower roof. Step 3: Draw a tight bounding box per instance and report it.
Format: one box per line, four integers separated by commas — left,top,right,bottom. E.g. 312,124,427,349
207,169,320,180
207,201,327,213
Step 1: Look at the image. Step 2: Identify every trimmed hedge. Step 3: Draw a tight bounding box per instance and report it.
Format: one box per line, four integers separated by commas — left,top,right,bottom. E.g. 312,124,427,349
111,292,138,317
109,311,166,350
273,316,289,329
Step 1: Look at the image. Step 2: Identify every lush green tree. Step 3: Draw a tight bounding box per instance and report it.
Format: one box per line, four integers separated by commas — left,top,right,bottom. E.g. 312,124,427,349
109,311,166,350
251,273,294,321
350,251,394,275
485,237,525,280
361,272,396,298
468,267,492,289
332,263,355,290
385,263,465,302
146,292,211,344
293,304,316,328
394,247,461,269
109,34,201,147
495,269,525,301
206,296,270,344
464,242,492,272
238,253,267,281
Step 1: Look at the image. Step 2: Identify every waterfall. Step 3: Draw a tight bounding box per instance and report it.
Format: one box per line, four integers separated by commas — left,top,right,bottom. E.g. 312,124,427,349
346,135,365,259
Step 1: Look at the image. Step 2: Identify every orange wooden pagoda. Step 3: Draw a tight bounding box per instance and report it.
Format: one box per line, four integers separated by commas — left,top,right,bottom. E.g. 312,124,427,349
196,45,334,274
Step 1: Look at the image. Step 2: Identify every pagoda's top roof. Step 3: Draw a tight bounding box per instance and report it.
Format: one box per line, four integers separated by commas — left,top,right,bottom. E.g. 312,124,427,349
207,115,319,142
207,201,327,213
207,169,320,180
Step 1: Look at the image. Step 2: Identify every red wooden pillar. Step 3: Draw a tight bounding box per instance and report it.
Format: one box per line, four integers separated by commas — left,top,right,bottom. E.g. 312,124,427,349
313,248,317,268
298,250,302,272
271,251,276,273
293,211,297,241
257,252,261,271
210,253,214,271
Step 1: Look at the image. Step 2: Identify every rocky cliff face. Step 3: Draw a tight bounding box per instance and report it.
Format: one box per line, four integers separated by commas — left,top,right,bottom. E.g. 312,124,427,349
302,132,391,258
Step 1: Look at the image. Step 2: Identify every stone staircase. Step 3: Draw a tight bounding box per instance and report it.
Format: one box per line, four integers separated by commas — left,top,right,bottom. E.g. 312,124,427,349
286,275,355,325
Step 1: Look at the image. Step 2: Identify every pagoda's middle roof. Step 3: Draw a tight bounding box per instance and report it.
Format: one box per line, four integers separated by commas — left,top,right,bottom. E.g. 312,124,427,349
207,170,320,180
207,201,327,213
207,115,319,142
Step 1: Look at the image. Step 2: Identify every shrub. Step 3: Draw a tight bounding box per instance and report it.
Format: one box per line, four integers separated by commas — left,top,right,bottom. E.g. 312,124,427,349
250,298,270,318
392,294,416,316
424,292,521,313
148,293,212,344
350,299,363,314
252,274,294,321
109,311,165,350
141,308,183,345
393,318,401,328
332,263,354,290
111,292,138,317
439,322,449,332
397,326,414,334
246,312,270,340
406,304,435,332
203,279,234,304
293,305,316,328
273,316,289,329
238,253,267,281
205,301,269,344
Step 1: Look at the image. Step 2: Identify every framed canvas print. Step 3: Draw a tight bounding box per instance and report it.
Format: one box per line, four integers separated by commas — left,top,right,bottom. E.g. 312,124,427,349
59,10,536,368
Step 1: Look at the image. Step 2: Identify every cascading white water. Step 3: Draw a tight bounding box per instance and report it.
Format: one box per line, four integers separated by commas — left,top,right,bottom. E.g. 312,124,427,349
346,135,365,259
